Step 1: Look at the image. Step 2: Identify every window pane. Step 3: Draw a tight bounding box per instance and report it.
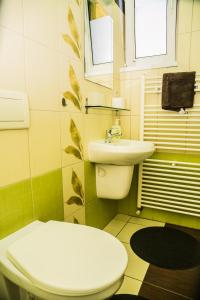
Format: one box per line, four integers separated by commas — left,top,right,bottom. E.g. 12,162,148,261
135,0,167,59
88,0,113,65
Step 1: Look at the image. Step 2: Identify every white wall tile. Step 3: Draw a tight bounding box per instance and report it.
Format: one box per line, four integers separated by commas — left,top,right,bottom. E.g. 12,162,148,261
0,130,30,187
25,40,60,111
190,31,200,70
177,0,193,33
0,28,25,91
192,0,200,31
23,0,59,49
29,111,61,177
0,0,23,34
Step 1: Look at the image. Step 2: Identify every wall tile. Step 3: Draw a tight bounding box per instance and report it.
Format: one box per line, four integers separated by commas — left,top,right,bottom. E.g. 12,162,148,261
23,0,59,49
0,27,25,91
61,112,84,167
131,115,140,140
84,114,113,159
190,31,200,70
177,0,193,33
192,0,200,31
25,40,60,111
59,55,84,113
64,206,85,225
120,79,141,116
0,0,23,34
62,162,85,219
84,161,118,229
32,169,63,222
59,2,82,61
119,116,131,139
0,179,33,238
176,33,191,70
29,111,61,177
0,130,30,187
85,197,118,229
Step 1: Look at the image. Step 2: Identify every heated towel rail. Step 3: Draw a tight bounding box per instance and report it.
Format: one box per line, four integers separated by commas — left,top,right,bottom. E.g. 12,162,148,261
137,74,200,217
137,159,200,217
140,73,200,153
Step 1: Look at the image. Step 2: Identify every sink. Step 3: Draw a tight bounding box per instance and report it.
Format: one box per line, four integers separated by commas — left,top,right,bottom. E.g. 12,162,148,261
88,139,155,166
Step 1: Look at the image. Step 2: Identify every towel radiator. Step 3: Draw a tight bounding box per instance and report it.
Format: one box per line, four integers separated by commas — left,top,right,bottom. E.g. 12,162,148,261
140,73,200,153
137,74,200,216
137,159,200,217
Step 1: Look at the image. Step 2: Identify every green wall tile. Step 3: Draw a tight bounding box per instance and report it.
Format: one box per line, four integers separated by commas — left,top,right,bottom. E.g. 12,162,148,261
84,161,96,204
84,161,118,228
32,169,64,222
0,179,33,239
85,197,118,229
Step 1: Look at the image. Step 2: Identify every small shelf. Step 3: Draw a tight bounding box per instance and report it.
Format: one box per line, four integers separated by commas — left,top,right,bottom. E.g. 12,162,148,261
85,105,130,114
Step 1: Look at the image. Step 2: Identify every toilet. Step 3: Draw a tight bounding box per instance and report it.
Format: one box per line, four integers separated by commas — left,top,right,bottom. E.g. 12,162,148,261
0,220,128,300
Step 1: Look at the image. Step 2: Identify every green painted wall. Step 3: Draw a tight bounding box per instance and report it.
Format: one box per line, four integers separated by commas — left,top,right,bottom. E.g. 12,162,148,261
0,169,64,239
85,161,118,229
118,153,200,230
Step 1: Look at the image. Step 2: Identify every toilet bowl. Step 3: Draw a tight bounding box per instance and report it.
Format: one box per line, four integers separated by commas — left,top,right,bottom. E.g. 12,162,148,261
0,221,128,300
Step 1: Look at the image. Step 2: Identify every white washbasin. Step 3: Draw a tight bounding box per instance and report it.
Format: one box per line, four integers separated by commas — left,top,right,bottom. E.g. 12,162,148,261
88,139,155,166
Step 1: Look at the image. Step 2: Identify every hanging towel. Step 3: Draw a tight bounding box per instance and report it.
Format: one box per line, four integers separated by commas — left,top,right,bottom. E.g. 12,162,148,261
162,72,196,111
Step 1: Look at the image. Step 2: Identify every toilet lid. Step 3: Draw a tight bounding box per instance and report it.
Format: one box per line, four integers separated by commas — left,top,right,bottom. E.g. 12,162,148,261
7,221,128,296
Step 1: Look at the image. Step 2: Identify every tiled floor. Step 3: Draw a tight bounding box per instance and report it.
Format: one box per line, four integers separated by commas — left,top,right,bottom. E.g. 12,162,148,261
104,214,200,299
104,214,165,296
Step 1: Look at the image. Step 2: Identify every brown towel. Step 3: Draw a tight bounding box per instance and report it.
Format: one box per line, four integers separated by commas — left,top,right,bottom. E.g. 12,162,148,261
162,72,196,111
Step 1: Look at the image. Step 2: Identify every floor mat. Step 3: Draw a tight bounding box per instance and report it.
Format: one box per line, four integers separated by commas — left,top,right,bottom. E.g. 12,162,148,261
130,226,200,270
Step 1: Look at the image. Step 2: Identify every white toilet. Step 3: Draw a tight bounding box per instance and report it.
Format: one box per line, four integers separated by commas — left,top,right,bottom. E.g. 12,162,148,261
0,220,128,300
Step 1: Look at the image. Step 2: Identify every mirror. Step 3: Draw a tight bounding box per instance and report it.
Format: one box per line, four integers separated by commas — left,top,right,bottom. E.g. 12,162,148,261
84,0,114,89
113,0,125,97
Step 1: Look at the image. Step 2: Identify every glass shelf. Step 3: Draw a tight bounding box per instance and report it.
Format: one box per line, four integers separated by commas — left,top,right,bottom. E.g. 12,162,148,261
85,105,130,114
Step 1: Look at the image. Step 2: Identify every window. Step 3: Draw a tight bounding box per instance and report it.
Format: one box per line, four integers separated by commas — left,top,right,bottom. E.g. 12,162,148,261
124,0,177,70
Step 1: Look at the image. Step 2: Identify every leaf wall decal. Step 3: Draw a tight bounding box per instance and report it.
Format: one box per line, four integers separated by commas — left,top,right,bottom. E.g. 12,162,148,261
62,34,80,59
69,65,81,102
71,170,84,199
73,217,79,224
63,91,81,111
66,196,83,205
68,8,80,49
65,145,82,160
70,119,83,152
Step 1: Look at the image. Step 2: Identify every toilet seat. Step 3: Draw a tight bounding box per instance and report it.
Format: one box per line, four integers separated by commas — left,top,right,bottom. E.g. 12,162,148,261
6,221,128,297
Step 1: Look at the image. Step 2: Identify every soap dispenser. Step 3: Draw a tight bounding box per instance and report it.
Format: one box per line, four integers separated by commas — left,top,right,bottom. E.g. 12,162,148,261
111,118,122,141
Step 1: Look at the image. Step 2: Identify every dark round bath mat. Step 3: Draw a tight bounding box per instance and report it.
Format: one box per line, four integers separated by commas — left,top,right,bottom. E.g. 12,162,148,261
110,295,148,300
130,226,200,270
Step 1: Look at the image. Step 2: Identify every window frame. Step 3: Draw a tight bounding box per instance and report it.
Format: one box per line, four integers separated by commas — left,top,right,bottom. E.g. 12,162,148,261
122,0,177,72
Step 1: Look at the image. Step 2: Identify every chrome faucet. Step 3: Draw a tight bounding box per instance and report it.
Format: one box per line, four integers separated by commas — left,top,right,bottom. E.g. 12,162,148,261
105,129,112,143
105,129,122,143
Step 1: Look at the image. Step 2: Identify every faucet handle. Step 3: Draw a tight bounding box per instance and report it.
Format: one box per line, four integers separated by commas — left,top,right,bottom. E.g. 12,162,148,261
106,129,112,137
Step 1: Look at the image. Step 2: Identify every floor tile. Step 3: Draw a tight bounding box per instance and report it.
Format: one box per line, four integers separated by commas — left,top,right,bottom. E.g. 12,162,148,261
117,223,146,243
142,223,200,300
116,276,142,295
129,217,164,227
114,214,132,223
139,282,190,300
104,219,126,236
123,243,149,281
